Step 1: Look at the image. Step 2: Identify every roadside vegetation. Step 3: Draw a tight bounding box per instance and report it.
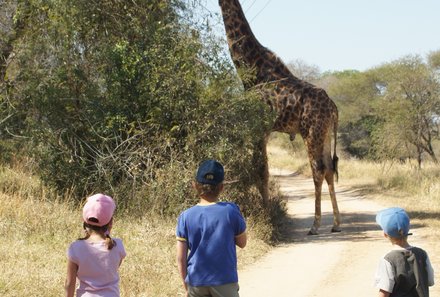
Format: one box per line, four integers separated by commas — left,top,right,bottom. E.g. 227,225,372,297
1,136,439,296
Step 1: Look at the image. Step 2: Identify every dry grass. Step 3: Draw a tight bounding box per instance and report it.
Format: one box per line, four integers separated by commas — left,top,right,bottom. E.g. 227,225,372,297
336,158,440,212
0,168,270,297
267,132,309,175
0,191,76,296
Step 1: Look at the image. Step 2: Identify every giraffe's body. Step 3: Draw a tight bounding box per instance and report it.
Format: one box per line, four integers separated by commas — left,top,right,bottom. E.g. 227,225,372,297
219,0,341,234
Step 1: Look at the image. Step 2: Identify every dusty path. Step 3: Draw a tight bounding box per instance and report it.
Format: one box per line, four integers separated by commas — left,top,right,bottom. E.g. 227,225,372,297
238,169,438,297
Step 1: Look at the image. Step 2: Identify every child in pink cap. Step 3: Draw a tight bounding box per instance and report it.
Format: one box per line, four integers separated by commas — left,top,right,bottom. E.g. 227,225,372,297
65,194,126,297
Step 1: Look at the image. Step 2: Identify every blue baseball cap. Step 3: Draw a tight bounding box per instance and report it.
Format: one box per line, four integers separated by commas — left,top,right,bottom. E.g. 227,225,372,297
376,207,410,238
196,160,224,185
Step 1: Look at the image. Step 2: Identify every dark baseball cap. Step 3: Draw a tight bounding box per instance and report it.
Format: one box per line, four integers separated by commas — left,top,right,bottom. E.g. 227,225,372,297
196,160,224,185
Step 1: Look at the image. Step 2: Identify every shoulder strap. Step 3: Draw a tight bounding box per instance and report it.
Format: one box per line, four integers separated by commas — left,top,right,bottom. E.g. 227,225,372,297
410,247,429,297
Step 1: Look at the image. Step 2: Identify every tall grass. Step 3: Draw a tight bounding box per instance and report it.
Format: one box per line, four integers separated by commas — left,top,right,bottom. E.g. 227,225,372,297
0,190,75,296
0,166,270,296
338,158,440,214
267,132,310,175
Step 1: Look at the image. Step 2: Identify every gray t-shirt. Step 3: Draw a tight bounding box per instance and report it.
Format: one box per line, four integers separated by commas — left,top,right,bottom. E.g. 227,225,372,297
374,246,434,296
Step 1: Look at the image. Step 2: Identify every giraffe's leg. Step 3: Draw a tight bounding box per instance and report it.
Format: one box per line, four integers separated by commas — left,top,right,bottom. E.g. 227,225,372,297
308,162,325,235
325,171,341,232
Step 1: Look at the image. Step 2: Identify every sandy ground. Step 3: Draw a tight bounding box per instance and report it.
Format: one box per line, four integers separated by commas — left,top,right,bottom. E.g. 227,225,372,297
238,169,438,297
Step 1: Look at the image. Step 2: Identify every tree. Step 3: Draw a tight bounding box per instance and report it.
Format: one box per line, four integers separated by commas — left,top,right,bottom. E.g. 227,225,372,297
286,58,321,83
0,0,23,163
5,0,204,195
0,0,277,223
325,70,382,158
370,55,440,166
428,50,440,70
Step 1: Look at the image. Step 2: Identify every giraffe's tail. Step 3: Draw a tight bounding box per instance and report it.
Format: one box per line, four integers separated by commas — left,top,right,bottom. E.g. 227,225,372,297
332,112,339,183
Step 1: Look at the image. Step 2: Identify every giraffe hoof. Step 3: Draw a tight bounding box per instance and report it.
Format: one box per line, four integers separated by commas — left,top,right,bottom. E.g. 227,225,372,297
307,230,318,235
331,227,342,233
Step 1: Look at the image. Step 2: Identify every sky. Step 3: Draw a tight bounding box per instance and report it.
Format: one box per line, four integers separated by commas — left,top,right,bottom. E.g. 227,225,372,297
202,0,440,72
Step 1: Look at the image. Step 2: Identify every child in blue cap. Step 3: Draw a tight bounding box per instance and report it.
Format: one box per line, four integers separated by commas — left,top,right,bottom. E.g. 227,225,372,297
374,207,434,297
176,159,247,297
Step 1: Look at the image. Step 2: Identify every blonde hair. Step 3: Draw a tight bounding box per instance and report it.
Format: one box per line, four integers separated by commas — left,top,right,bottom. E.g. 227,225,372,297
79,219,116,250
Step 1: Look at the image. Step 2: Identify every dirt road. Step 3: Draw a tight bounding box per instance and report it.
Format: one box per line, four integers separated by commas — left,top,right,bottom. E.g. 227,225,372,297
238,169,438,297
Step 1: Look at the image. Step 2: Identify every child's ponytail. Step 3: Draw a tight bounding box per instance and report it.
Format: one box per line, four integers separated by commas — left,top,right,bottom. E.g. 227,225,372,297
81,221,116,250
105,233,116,250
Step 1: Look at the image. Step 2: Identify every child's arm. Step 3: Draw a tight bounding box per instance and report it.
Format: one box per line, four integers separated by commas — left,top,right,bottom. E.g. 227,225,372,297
64,259,78,297
378,289,390,297
235,231,247,248
176,240,189,292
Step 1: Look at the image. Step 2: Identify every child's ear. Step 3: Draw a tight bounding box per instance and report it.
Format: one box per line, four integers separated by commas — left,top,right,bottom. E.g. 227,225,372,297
192,181,201,194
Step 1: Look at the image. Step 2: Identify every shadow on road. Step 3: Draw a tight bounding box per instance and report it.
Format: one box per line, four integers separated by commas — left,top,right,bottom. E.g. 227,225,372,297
277,211,427,245
271,172,436,246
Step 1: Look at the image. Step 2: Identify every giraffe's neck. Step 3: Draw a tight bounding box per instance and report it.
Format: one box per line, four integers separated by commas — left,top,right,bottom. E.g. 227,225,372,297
219,0,260,57
218,0,302,87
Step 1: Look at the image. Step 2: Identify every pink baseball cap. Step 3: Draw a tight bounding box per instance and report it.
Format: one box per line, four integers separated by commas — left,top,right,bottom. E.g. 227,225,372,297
82,193,116,226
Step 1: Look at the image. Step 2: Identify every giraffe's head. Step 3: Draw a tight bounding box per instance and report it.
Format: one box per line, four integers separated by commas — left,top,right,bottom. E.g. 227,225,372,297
219,0,240,10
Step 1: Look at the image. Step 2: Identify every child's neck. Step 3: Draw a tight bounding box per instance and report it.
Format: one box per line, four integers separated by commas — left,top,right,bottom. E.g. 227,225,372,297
198,196,219,205
87,232,106,242
392,239,411,249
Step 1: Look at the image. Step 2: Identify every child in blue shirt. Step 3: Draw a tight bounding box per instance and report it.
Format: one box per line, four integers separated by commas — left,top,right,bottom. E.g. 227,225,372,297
176,159,247,297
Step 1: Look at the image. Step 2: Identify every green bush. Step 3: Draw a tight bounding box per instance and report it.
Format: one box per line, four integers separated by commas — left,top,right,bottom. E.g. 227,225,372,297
1,0,285,238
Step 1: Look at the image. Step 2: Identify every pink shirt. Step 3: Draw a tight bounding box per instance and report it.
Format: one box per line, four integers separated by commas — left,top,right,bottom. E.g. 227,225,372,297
67,238,126,297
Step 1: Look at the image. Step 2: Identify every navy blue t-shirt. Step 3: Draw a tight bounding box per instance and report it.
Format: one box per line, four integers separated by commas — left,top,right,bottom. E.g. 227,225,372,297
176,202,246,287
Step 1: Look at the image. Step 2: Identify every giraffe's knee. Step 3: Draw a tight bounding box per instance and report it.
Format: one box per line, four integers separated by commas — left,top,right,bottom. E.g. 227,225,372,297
315,158,326,172
311,159,326,179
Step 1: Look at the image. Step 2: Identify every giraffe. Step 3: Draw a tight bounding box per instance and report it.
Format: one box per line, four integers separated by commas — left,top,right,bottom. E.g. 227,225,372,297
218,0,341,235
